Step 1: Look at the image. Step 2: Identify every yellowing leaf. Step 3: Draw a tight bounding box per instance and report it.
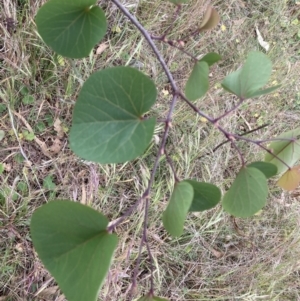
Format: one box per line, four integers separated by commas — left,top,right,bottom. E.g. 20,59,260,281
277,165,300,191
221,24,226,31
112,25,121,33
199,6,220,31
57,55,65,66
265,128,300,174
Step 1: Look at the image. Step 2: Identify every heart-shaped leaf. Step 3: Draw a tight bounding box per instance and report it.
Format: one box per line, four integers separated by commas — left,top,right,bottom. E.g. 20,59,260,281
70,67,157,164
247,161,277,179
185,180,221,211
30,200,118,301
36,0,107,58
199,52,221,66
163,181,194,237
185,61,209,101
264,128,300,174
199,6,220,31
222,167,268,217
277,165,300,191
221,51,272,99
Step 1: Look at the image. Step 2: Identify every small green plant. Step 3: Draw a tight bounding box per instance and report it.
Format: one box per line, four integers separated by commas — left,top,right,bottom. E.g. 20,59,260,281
27,0,300,300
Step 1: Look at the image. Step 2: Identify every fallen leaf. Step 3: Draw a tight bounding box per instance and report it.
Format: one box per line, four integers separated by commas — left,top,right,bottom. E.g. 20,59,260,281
96,43,108,55
162,89,169,97
54,118,64,139
255,25,270,51
35,137,53,158
15,243,23,252
4,163,12,172
49,138,63,154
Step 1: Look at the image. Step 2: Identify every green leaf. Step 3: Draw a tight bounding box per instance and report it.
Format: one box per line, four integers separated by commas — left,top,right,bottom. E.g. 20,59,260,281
30,200,118,301
185,61,209,101
22,130,35,141
70,67,157,164
222,167,268,217
36,0,107,58
221,51,272,99
20,86,29,96
185,180,221,212
200,52,221,66
17,181,28,193
43,175,56,190
163,181,194,237
264,128,300,174
247,84,281,98
22,95,35,105
247,161,277,179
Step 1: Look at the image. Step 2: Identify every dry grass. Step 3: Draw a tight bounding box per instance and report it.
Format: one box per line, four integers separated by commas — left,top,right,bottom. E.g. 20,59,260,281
0,0,300,300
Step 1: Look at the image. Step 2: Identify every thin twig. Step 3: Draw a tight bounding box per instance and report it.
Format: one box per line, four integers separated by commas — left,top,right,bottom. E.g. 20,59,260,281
231,135,292,170
107,195,144,232
213,98,245,122
151,36,198,61
143,197,155,294
179,92,215,123
179,27,203,42
128,96,178,297
230,141,245,166
202,123,270,158
130,200,145,299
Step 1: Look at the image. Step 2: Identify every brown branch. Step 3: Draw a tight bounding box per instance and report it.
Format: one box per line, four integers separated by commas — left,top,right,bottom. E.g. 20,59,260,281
151,35,198,61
